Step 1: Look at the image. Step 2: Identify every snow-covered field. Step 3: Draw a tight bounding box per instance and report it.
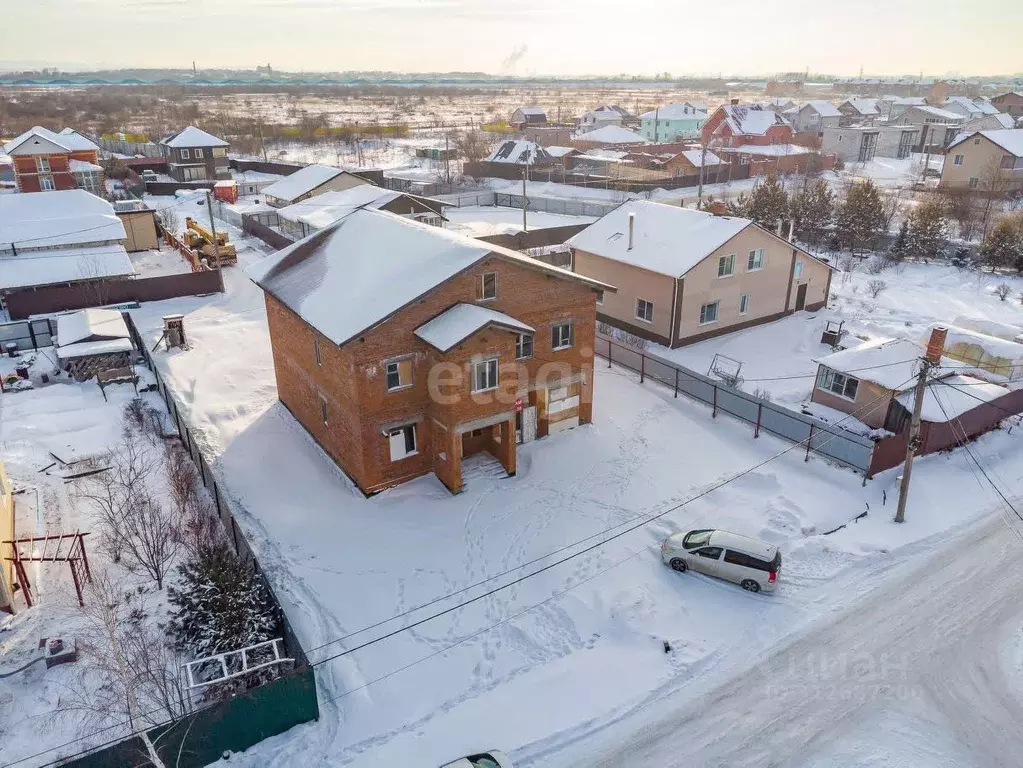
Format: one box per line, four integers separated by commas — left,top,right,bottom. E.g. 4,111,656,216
111,212,1023,766
653,262,1023,405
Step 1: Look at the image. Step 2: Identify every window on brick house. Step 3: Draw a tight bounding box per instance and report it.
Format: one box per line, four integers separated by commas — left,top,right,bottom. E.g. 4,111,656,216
551,322,574,350
385,358,413,391
37,157,50,173
40,175,55,191
472,358,499,392
515,333,533,360
480,272,498,301
318,393,328,425
388,424,417,461
314,336,322,367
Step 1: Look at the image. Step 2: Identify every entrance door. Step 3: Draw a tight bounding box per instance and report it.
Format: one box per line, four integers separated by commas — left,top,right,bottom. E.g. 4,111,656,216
517,406,537,444
795,283,808,311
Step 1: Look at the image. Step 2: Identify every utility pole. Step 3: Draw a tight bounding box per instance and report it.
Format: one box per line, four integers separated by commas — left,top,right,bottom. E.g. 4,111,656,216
445,134,451,184
697,141,708,209
522,167,528,232
895,326,947,523
257,122,267,163
653,106,660,143
205,191,221,270
919,124,931,183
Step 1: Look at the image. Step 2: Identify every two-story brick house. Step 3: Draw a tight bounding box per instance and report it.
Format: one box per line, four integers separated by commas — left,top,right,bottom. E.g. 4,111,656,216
700,103,793,149
3,126,103,193
250,209,612,495
159,127,230,182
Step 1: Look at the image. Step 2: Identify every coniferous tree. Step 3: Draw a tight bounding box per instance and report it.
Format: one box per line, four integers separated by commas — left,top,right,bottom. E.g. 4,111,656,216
835,179,885,254
905,201,948,261
979,213,1023,271
889,219,910,261
790,178,834,246
747,174,789,230
726,192,751,218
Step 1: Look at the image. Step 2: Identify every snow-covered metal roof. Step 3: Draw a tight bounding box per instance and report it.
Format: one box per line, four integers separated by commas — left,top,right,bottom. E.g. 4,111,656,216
572,125,648,144
414,303,533,352
803,100,842,117
69,159,104,172
261,164,348,203
0,244,134,290
676,149,722,167
3,125,99,155
717,104,789,136
718,143,816,157
55,337,134,360
160,126,229,148
249,209,610,347
947,128,1023,157
0,190,125,250
909,105,963,121
567,200,750,278
276,185,406,231
815,338,926,392
896,375,1008,422
843,98,880,116
57,308,130,346
486,140,553,165
639,103,706,120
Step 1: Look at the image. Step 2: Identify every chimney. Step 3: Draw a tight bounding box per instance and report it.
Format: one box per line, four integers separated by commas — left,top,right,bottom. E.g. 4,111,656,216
628,212,635,250
730,98,739,106
709,200,728,216
925,326,947,364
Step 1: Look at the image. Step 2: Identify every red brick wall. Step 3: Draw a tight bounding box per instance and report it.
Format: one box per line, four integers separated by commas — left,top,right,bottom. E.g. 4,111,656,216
12,153,78,192
266,254,599,494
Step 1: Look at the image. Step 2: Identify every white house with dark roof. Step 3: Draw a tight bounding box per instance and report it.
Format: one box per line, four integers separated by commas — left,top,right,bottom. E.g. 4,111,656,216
159,126,230,182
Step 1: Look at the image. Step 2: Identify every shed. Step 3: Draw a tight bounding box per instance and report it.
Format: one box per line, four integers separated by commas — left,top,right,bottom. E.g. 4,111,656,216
55,309,134,381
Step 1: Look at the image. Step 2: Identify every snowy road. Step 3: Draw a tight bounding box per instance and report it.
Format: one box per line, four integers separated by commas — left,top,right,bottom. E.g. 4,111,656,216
570,514,1023,768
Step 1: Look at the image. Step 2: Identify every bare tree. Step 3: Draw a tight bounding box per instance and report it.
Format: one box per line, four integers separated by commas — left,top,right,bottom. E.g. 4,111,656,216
120,491,181,590
994,283,1012,301
158,206,181,237
455,129,492,179
866,279,888,298
977,154,1014,238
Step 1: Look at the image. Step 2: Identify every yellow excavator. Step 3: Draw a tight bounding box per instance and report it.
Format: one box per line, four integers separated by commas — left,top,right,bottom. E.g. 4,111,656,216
184,217,238,266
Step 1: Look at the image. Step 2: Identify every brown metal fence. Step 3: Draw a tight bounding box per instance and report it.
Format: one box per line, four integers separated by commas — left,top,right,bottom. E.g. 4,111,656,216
595,333,876,476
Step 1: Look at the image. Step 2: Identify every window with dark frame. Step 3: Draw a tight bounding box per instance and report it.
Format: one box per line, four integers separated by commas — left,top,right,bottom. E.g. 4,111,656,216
551,322,574,350
739,293,751,315
388,424,417,461
480,272,498,300
515,333,534,360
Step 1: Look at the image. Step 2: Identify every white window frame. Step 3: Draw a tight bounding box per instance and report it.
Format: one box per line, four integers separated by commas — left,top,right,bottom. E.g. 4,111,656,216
747,248,764,271
717,254,735,278
180,149,190,160
480,271,498,301
635,298,654,323
551,322,574,351
194,148,204,159
739,293,751,315
40,175,55,191
793,259,804,279
953,154,964,166
699,301,719,325
515,333,533,360
472,357,499,392
385,358,413,392
816,367,859,401
388,424,418,461
37,157,51,173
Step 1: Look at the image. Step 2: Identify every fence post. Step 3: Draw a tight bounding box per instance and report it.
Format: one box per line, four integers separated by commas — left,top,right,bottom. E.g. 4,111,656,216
607,340,612,368
640,353,645,384
805,423,814,462
755,402,762,438
674,368,679,398
712,385,718,418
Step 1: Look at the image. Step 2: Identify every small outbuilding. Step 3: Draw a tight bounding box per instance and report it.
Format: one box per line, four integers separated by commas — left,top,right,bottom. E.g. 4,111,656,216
55,309,134,381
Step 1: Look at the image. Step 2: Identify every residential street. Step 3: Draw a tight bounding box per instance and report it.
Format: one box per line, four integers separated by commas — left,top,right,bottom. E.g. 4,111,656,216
574,514,1023,767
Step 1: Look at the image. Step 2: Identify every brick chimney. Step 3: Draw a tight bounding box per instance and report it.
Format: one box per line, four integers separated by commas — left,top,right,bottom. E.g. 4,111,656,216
709,200,728,216
925,326,947,364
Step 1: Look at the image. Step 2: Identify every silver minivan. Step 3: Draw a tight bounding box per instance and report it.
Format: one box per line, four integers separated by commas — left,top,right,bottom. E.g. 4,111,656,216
661,529,781,592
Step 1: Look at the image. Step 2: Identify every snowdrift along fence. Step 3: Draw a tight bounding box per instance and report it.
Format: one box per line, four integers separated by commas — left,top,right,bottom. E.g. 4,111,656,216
59,315,320,768
595,333,876,475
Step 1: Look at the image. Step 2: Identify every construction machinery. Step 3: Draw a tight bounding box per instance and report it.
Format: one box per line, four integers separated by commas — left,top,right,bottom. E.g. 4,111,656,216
184,217,237,266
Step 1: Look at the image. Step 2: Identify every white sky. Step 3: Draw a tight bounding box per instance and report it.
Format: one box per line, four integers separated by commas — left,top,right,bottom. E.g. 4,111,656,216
5,0,1023,76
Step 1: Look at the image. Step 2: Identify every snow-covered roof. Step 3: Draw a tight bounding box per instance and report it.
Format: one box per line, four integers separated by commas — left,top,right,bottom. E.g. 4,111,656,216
896,375,1008,422
717,104,789,136
160,126,229,148
545,146,578,158
518,107,546,116
639,103,706,120
815,338,927,392
718,143,815,157
950,316,1023,343
947,128,1023,156
566,200,751,278
0,190,125,249
908,105,963,121
892,97,927,106
573,125,649,144
57,308,130,346
3,125,99,155
946,96,999,116
804,100,842,117
487,140,553,165
249,209,609,347
926,324,1023,364
414,303,533,352
584,105,631,119
0,244,134,290
69,159,103,173
676,149,722,167
55,337,134,360
260,164,348,203
276,185,405,230
844,98,880,116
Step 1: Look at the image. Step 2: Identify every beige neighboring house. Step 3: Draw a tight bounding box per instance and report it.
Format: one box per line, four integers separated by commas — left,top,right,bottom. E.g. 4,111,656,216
567,200,833,348
941,129,1023,192
261,164,370,208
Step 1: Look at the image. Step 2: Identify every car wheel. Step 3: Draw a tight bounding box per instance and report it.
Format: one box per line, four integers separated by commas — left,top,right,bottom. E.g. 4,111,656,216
741,579,761,593
669,558,688,573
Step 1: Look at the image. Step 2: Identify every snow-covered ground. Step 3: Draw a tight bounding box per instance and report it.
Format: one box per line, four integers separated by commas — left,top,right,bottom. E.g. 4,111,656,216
109,210,1023,766
444,206,595,237
128,246,193,277
651,262,1023,406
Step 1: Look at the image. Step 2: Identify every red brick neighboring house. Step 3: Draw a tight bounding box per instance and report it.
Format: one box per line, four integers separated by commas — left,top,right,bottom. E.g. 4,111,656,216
3,126,103,193
990,92,1023,121
700,103,793,148
251,209,613,495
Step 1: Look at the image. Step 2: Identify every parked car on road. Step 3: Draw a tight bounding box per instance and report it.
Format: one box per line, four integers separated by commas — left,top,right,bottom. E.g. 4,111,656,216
661,529,781,592
441,750,512,768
